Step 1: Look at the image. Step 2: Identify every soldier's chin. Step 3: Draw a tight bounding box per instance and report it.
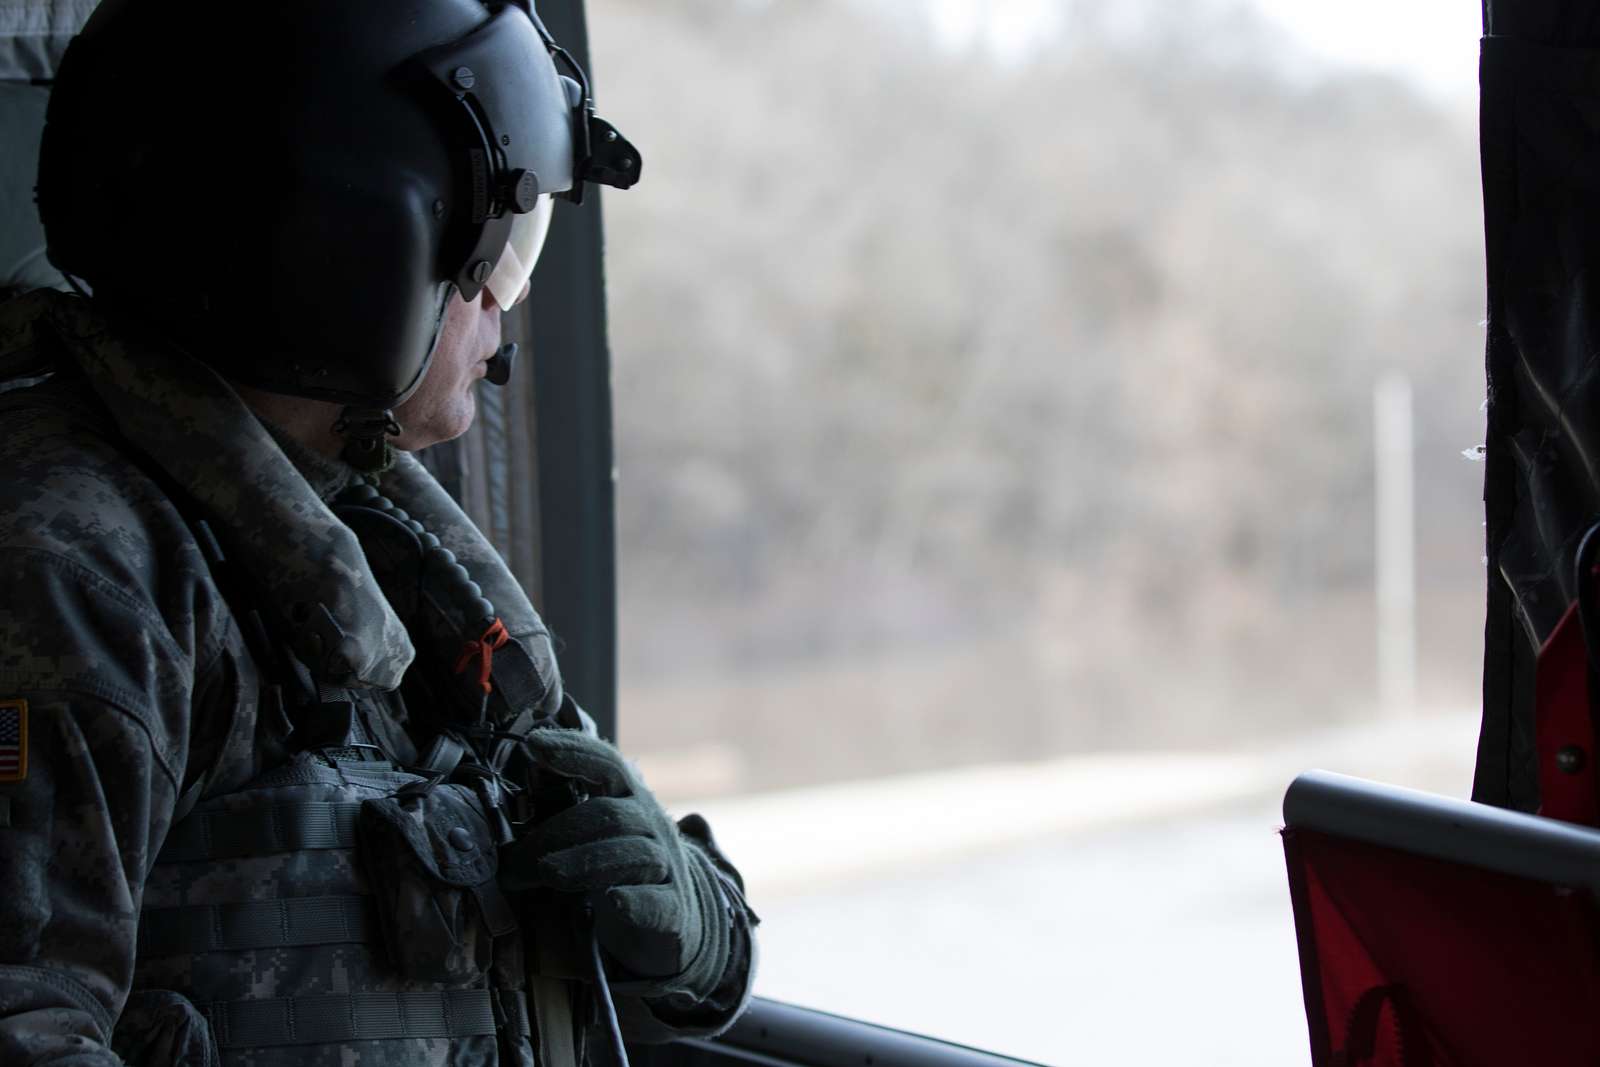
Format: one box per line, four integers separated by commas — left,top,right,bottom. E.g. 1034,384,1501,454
394,392,476,452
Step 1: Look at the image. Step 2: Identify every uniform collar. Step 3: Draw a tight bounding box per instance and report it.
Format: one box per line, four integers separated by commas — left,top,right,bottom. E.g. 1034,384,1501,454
41,293,415,691
255,415,367,505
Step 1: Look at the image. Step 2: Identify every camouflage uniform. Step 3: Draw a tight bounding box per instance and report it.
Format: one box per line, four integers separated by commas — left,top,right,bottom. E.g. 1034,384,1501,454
0,290,755,1065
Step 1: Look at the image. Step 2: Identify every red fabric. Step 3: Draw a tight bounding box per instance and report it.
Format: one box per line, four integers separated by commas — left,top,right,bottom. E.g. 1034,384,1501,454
1283,828,1600,1066
453,618,510,694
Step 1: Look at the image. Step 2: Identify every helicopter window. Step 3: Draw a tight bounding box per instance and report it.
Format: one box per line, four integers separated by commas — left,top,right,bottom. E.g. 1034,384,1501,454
590,0,1485,1062
0,0,1489,1062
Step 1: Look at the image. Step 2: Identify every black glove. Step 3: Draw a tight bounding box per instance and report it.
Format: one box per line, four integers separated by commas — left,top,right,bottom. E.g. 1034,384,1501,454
501,728,735,1001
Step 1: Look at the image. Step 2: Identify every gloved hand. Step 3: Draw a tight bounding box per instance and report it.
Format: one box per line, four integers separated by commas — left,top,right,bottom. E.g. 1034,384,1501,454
501,728,733,1000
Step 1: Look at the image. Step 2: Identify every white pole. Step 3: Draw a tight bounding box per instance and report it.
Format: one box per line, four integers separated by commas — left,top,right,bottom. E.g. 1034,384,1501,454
1375,372,1417,717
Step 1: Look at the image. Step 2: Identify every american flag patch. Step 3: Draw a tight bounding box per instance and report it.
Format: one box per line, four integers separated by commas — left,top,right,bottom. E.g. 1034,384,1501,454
0,700,26,782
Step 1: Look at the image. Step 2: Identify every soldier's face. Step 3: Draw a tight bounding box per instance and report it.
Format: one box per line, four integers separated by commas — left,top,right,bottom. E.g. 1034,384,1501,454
393,282,527,450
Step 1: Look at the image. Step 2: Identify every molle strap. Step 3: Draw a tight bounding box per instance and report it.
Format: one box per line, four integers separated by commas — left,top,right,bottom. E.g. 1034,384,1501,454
471,879,519,938
138,896,377,957
203,989,504,1048
485,636,552,725
156,802,362,863
420,734,468,776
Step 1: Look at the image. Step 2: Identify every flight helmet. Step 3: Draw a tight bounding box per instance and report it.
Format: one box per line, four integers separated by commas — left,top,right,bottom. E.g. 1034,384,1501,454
36,0,639,418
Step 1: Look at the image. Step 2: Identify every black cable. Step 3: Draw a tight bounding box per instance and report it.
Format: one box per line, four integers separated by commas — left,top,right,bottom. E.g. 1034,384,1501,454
587,923,630,1067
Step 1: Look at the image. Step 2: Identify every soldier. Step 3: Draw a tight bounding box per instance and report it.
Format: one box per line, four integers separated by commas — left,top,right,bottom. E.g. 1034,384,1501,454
0,0,757,1064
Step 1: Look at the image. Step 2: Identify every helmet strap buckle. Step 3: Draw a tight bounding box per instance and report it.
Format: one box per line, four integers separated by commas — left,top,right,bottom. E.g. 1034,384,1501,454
334,407,402,473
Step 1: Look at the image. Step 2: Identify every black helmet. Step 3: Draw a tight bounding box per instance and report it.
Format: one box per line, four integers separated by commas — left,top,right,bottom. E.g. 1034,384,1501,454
36,0,639,409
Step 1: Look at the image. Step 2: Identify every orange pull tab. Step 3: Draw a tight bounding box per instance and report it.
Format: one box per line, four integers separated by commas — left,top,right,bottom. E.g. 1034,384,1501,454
454,618,511,695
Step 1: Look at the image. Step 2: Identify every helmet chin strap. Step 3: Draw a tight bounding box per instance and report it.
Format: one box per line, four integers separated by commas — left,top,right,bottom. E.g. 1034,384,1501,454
335,407,402,473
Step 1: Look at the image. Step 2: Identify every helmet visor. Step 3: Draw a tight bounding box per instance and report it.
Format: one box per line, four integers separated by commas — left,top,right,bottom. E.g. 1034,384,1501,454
485,192,554,309
415,6,577,301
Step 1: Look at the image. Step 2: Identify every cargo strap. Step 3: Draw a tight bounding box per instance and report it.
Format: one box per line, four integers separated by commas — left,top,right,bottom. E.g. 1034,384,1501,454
138,895,376,956
531,976,578,1067
203,989,527,1048
157,802,362,862
534,935,579,1067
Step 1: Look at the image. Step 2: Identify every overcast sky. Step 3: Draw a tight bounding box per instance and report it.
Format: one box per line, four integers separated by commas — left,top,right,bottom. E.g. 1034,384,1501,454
1251,0,1480,102
924,0,1481,104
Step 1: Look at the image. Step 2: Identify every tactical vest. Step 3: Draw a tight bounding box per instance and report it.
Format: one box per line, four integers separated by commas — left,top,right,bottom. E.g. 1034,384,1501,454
131,751,537,1067
113,478,581,1067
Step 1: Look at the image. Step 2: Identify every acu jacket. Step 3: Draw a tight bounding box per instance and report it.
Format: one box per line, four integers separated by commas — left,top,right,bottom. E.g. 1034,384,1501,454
0,290,756,1066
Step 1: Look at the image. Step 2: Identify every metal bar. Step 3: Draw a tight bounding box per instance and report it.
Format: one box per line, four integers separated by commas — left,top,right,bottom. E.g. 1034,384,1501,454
522,0,618,741
1283,769,1600,890
661,999,1046,1067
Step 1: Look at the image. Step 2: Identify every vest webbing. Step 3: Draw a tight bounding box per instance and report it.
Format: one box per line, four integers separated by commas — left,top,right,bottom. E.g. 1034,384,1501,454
157,802,362,863
202,989,529,1049
138,895,376,956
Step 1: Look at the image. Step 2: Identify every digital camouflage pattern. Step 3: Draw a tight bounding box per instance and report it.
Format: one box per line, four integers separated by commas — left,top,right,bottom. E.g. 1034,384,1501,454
0,291,270,1066
110,991,218,1067
46,292,417,691
0,291,756,1065
134,757,532,1067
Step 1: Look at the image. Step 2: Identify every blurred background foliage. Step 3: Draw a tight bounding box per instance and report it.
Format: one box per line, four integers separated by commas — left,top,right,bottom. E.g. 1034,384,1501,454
590,0,1486,797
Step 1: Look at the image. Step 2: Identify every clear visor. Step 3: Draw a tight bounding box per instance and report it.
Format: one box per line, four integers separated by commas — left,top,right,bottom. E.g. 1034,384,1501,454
484,193,555,309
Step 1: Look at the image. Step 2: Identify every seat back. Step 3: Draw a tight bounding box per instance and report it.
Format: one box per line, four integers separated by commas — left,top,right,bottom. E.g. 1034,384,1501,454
1283,770,1600,1066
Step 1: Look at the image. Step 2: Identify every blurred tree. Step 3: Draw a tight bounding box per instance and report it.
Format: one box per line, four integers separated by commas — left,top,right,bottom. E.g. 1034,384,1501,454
589,0,1486,790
